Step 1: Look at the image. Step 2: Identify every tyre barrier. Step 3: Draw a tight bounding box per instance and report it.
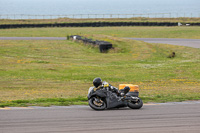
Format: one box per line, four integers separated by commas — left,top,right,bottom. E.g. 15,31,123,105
1,22,198,29
70,35,112,53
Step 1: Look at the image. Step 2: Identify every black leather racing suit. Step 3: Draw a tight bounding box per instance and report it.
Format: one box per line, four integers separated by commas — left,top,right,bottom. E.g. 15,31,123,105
97,81,119,95
97,81,130,97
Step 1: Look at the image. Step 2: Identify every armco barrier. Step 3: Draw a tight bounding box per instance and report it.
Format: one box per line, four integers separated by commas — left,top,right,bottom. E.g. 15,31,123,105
70,35,112,53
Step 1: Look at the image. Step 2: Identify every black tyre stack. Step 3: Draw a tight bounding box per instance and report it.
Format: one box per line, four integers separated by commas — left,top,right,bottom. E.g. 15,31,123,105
0,22,185,29
70,35,112,53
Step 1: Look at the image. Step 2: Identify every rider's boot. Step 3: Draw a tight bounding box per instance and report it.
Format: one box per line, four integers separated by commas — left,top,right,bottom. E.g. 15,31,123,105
118,86,130,101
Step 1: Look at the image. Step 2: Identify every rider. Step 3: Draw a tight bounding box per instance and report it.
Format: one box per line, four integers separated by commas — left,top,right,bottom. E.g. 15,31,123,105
93,77,130,97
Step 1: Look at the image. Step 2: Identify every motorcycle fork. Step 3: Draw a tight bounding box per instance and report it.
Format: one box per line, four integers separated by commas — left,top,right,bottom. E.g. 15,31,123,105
94,97,100,102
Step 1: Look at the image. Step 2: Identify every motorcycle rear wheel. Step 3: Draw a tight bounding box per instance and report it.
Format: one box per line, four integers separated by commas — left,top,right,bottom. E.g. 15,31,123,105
128,97,143,109
88,97,106,111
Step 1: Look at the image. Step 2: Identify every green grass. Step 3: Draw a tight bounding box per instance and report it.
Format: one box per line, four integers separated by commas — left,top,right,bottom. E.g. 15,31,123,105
0,97,88,107
0,35,200,107
1,26,200,39
0,17,200,24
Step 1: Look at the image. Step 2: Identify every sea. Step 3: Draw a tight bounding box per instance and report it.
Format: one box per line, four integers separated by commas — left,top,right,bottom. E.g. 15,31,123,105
0,0,200,19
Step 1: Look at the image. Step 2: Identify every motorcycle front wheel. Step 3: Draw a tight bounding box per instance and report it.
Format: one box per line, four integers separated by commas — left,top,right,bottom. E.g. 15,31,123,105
88,97,106,111
128,97,143,109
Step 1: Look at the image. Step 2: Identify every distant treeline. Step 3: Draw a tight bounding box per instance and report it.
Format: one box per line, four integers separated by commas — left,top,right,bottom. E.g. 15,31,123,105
0,22,200,29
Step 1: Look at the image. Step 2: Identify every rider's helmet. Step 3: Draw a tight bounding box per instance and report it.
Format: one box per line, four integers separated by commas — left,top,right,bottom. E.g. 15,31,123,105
93,77,102,88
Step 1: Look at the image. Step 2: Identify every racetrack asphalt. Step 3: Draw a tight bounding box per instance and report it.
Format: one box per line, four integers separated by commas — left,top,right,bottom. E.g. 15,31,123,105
0,37,200,48
127,38,200,48
0,101,200,133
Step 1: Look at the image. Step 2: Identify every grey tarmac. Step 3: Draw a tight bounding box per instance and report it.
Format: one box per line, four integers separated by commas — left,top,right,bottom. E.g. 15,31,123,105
0,101,200,133
127,38,200,48
0,37,200,48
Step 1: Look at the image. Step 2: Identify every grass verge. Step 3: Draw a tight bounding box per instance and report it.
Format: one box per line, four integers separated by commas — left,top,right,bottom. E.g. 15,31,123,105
0,17,200,24
1,26,200,39
0,35,199,107
1,94,199,108
0,97,88,108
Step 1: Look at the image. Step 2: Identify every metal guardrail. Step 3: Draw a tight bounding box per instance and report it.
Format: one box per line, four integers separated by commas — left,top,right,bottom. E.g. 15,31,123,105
0,13,200,19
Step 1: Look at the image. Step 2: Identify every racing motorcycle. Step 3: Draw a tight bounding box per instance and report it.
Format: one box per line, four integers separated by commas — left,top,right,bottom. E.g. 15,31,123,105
87,82,143,110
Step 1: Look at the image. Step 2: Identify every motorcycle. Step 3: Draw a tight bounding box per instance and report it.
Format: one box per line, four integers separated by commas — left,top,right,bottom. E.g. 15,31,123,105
87,83,143,110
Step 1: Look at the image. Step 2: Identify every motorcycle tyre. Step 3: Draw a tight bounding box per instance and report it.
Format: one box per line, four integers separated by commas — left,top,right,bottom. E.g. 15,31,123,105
128,97,143,109
88,97,106,111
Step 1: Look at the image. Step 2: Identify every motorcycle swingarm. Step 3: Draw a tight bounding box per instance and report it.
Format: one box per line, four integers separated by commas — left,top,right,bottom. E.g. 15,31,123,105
124,96,139,102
